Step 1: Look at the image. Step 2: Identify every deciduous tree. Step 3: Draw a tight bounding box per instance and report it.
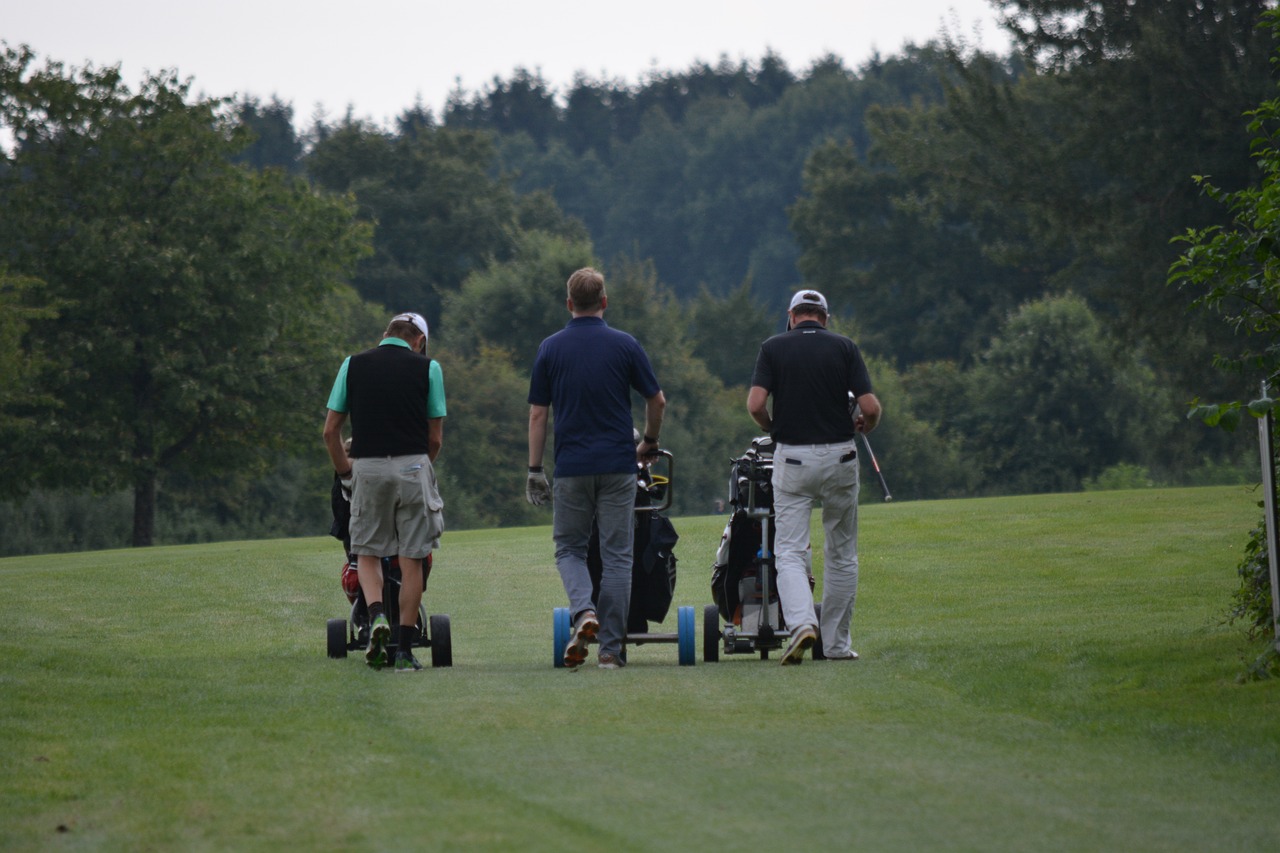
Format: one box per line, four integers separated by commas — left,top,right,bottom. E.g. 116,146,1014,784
879,0,1275,396
0,46,372,546
305,118,521,325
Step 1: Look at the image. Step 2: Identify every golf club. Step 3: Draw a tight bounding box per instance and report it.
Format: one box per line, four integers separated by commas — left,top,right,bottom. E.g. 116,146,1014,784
859,431,892,502
849,393,892,502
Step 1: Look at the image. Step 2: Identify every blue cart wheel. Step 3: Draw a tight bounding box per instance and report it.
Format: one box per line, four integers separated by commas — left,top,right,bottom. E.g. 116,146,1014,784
553,607,571,668
677,605,696,666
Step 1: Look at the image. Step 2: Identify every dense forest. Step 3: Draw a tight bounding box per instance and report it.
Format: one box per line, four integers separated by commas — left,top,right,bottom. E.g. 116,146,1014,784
2,0,1276,555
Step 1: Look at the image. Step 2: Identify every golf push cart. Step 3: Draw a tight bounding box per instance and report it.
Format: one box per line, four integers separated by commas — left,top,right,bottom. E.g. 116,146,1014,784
324,475,452,667
326,555,453,667
705,436,825,662
551,449,698,667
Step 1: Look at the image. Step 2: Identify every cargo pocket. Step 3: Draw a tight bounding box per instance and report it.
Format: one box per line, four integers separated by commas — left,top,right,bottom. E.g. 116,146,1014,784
420,460,446,542
348,468,362,519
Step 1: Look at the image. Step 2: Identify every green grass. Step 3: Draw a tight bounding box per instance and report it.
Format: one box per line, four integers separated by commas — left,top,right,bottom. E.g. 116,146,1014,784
2,486,1278,851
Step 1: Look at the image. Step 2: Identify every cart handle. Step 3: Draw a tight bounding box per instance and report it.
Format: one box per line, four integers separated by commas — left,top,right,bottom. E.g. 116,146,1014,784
635,449,674,514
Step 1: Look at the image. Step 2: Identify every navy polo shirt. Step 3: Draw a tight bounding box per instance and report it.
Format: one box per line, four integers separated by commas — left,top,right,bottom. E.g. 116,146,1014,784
751,320,872,445
529,316,662,477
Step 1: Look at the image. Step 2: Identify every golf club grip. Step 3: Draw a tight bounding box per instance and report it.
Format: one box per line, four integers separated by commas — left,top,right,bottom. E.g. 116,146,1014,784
859,432,892,502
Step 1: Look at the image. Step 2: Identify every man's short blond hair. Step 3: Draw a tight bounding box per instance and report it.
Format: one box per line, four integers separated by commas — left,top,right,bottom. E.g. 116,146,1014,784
567,267,605,312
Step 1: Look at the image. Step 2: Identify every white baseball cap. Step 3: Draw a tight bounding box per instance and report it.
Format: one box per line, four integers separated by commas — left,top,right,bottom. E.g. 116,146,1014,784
788,289,828,315
391,312,429,344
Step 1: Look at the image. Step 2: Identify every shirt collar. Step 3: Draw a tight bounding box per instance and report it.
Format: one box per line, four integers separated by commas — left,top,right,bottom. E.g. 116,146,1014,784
378,337,412,348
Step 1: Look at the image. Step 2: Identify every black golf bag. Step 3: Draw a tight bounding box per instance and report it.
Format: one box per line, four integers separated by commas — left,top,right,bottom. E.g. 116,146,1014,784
587,466,680,634
710,436,781,635
710,436,814,635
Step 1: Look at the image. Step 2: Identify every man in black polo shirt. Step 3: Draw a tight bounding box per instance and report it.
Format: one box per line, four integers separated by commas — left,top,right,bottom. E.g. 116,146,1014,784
747,290,881,665
323,312,447,672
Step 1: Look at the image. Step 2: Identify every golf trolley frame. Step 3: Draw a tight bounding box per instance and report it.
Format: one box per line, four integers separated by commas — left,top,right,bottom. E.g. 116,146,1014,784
704,437,824,662
327,556,453,667
551,450,698,667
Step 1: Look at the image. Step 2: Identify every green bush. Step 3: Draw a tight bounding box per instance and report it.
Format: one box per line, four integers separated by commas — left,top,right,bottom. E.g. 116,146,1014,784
0,490,132,556
1227,510,1280,680
1083,464,1155,491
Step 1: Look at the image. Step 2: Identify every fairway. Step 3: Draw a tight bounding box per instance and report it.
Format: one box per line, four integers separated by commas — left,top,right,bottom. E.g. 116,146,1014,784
2,486,1278,851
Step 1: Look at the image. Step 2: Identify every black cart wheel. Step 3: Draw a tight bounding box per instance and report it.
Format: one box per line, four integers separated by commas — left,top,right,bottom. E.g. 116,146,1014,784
428,614,452,667
703,604,720,662
327,618,348,659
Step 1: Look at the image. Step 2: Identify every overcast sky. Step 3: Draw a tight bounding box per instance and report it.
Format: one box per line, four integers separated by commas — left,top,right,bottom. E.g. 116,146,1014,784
6,1,1010,127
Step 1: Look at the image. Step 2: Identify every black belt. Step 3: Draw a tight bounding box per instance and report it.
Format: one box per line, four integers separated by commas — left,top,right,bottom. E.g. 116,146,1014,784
783,449,858,464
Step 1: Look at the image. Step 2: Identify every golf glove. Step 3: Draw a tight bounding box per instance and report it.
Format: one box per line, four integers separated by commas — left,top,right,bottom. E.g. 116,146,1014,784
339,472,354,502
526,470,551,506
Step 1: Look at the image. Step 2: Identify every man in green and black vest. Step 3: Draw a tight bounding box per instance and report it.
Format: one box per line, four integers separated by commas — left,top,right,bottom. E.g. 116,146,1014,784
324,312,447,672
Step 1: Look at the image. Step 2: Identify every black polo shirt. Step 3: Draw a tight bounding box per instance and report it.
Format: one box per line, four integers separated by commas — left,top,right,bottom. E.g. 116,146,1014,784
750,320,873,445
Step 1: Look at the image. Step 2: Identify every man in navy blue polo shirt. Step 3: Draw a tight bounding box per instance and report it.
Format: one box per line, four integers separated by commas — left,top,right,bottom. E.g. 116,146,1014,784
527,267,665,670
748,290,881,665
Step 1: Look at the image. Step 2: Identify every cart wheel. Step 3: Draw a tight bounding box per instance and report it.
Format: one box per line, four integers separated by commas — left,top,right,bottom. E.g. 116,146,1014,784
429,614,452,667
677,606,696,666
812,602,826,660
702,604,720,663
552,607,571,668
327,618,348,659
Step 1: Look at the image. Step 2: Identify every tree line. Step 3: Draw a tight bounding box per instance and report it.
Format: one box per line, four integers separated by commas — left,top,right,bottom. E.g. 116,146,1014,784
1,0,1273,555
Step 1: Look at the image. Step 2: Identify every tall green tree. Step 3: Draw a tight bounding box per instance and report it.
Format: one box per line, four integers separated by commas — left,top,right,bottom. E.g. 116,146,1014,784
441,229,596,361
1167,9,1280,663
0,269,59,470
0,46,372,546
428,344,548,530
232,95,303,173
952,293,1175,494
857,356,981,501
444,67,559,146
792,133,1046,366
1171,11,1280,418
471,48,955,306
688,280,776,387
875,0,1275,396
305,119,519,325
599,107,693,286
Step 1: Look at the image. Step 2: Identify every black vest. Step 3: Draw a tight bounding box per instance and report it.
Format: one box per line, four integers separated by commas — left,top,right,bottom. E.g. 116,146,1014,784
346,343,434,458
